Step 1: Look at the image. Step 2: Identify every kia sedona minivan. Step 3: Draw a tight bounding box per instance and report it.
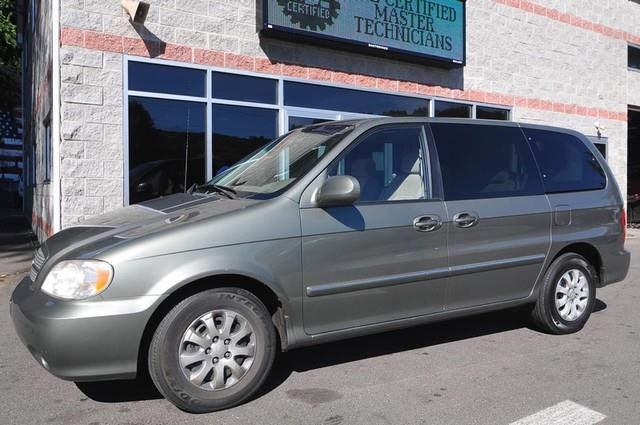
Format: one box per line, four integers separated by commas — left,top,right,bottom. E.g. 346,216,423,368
11,118,630,413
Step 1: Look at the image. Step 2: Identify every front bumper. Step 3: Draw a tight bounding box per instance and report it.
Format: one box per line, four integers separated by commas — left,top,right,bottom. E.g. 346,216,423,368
10,276,162,381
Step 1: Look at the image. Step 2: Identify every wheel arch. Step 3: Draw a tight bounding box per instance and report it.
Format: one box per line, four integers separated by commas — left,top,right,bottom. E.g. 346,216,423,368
550,242,603,283
137,273,290,380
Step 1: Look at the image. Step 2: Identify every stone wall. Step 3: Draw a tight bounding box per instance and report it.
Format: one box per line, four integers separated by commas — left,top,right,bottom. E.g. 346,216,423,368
55,0,640,225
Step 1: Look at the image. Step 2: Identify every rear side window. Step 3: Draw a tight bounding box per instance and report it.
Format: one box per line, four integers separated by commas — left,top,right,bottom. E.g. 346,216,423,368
431,123,544,201
523,129,606,193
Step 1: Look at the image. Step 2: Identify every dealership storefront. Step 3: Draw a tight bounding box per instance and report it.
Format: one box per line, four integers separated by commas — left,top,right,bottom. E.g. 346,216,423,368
20,0,640,239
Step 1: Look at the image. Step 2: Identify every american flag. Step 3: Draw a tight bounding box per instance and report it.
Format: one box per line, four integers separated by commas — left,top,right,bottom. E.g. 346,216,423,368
0,110,20,139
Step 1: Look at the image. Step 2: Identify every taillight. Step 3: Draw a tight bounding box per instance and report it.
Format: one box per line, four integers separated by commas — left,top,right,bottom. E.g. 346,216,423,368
621,207,627,242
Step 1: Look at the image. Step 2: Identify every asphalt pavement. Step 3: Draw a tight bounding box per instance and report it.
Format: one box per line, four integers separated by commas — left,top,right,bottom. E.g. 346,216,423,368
0,223,638,424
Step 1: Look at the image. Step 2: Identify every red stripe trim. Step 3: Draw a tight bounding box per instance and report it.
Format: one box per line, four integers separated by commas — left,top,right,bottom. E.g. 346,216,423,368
60,27,628,122
494,0,640,45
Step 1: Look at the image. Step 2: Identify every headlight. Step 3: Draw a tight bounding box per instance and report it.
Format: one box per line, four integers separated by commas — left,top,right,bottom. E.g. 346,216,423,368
41,260,114,300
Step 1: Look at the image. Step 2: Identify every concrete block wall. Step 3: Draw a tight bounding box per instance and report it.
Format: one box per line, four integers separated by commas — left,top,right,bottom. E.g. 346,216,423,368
59,46,123,227
53,0,640,226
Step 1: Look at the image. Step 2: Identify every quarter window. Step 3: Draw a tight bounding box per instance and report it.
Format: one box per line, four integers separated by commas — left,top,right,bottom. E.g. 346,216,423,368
523,129,606,193
328,127,427,202
431,123,544,201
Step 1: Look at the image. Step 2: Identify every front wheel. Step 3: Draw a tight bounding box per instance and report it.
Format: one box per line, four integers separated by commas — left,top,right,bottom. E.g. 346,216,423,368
531,253,597,334
148,288,277,413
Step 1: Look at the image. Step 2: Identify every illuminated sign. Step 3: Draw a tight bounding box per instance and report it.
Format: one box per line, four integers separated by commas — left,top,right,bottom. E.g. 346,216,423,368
262,0,465,66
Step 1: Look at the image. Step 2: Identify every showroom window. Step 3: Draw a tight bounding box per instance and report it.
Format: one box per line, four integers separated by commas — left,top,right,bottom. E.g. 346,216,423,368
125,58,511,204
434,100,472,118
630,44,640,71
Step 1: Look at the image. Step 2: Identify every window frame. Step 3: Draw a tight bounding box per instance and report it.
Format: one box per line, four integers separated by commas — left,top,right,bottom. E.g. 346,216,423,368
123,56,512,205
324,123,434,205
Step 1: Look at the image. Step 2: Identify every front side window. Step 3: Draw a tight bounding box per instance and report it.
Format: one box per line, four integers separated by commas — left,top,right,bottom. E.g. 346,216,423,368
432,123,543,201
328,127,427,202
210,124,355,198
523,128,606,193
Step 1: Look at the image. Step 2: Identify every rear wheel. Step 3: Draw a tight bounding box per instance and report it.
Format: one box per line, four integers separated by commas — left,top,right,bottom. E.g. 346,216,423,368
148,288,276,412
531,253,596,334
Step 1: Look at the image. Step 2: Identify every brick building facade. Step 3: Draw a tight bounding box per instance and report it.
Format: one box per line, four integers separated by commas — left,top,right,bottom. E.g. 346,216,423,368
21,0,640,239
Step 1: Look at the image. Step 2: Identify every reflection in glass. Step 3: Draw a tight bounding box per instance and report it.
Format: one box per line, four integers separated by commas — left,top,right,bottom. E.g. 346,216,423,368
284,82,429,116
476,106,510,120
212,105,278,176
128,97,206,204
211,124,355,198
128,62,206,97
212,72,278,104
288,116,333,131
434,101,472,118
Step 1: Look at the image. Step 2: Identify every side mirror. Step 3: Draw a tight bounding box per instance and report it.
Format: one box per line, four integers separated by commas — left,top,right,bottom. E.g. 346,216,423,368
136,182,151,193
314,175,360,208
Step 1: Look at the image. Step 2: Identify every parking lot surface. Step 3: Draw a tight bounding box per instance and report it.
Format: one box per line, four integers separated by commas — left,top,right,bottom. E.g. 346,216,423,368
1,236,638,425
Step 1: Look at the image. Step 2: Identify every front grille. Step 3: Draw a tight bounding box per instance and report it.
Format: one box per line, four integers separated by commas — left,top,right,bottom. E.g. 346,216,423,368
30,246,47,282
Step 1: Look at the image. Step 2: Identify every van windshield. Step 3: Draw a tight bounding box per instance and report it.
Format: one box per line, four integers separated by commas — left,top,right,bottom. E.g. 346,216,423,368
205,123,355,198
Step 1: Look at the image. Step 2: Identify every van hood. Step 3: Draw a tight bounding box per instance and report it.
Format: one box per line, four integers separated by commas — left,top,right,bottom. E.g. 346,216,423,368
38,193,260,271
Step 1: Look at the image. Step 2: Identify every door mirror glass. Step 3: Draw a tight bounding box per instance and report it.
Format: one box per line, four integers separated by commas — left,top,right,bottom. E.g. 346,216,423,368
315,176,360,207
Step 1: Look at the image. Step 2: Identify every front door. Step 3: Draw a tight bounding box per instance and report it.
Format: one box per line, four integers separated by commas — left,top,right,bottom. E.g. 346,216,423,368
429,123,551,310
301,125,448,335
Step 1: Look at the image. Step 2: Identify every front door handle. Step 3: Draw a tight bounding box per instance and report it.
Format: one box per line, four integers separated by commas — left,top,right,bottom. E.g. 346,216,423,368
453,212,479,228
413,215,442,232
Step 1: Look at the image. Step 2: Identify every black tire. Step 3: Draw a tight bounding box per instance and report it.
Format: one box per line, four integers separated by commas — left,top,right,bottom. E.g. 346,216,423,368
148,288,277,413
531,253,597,334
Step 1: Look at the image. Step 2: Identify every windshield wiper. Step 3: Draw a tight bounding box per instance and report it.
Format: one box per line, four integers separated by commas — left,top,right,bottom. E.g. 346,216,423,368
189,183,237,199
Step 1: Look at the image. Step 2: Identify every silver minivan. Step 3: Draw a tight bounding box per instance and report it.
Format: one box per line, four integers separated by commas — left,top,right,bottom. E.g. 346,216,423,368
11,118,630,412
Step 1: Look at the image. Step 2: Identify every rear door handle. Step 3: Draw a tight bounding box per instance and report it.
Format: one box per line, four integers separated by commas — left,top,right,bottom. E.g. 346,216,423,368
453,212,479,228
413,215,442,232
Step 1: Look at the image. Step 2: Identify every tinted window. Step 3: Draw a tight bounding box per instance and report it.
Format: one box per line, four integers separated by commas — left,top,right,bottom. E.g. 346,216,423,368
129,97,206,204
431,123,543,201
212,105,278,175
212,72,277,104
434,101,471,118
288,116,332,131
629,45,640,70
476,106,510,120
284,82,429,116
128,62,206,97
523,129,606,193
328,127,427,202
